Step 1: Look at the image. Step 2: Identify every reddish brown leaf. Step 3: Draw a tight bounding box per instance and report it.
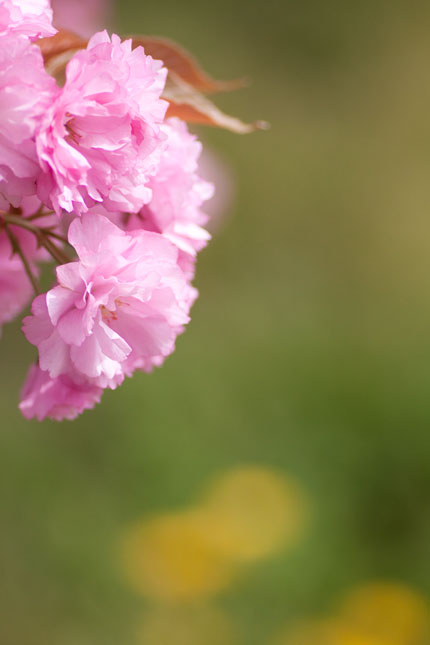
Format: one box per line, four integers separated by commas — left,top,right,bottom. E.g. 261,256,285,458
44,50,81,84
131,35,246,94
163,73,267,134
37,30,87,62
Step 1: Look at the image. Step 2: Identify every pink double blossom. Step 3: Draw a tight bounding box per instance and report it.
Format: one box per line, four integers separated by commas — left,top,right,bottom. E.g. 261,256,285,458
36,31,168,215
0,0,56,39
23,215,196,392
20,364,103,421
0,35,57,204
127,118,213,278
0,2,226,421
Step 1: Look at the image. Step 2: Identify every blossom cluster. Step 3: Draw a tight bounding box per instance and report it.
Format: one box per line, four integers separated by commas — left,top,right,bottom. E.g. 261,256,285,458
0,0,214,421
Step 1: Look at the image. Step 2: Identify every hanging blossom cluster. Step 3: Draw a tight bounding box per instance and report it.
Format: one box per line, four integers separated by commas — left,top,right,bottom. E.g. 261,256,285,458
0,0,232,421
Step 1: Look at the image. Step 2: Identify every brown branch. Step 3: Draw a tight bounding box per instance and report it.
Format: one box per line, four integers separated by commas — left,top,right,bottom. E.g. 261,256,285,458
40,235,71,265
4,226,41,295
1,212,72,263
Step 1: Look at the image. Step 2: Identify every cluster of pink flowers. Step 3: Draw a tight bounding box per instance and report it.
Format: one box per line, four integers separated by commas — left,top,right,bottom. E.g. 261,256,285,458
0,1,214,421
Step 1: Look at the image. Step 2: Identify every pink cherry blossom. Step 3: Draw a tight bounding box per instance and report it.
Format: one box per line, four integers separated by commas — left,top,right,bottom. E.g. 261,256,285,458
19,363,103,421
127,118,213,277
51,0,111,38
0,35,58,204
0,1,228,421
0,0,56,39
36,31,168,215
23,214,197,392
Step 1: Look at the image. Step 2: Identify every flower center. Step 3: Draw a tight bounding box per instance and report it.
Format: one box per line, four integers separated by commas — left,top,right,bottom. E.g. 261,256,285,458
64,113,80,144
100,299,128,323
100,305,117,323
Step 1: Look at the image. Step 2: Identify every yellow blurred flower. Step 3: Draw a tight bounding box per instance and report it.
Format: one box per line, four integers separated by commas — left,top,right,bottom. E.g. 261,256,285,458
120,510,236,601
198,466,308,562
274,618,391,645
135,604,237,645
338,582,429,645
119,466,308,602
273,581,428,645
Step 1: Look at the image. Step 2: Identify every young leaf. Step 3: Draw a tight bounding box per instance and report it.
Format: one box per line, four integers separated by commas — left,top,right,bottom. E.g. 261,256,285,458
38,30,87,62
163,73,267,134
130,36,246,93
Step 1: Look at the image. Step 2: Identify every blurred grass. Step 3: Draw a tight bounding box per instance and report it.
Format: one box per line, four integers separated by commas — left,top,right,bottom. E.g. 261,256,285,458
1,0,430,643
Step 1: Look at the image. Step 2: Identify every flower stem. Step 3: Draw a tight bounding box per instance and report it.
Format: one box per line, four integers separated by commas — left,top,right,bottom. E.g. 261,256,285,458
40,235,71,265
27,208,55,221
1,212,72,264
1,212,39,233
4,225,41,295
39,227,69,245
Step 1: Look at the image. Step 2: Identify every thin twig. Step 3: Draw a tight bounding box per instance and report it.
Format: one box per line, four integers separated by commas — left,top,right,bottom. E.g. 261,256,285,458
27,209,55,221
2,213,40,234
1,212,72,263
2,212,71,244
4,226,41,295
40,235,70,265
39,227,70,245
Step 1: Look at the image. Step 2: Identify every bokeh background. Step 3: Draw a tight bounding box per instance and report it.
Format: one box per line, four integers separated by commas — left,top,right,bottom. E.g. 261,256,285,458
1,0,430,643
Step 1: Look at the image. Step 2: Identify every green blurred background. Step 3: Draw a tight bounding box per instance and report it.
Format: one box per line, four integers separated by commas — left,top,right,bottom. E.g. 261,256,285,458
1,0,430,643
